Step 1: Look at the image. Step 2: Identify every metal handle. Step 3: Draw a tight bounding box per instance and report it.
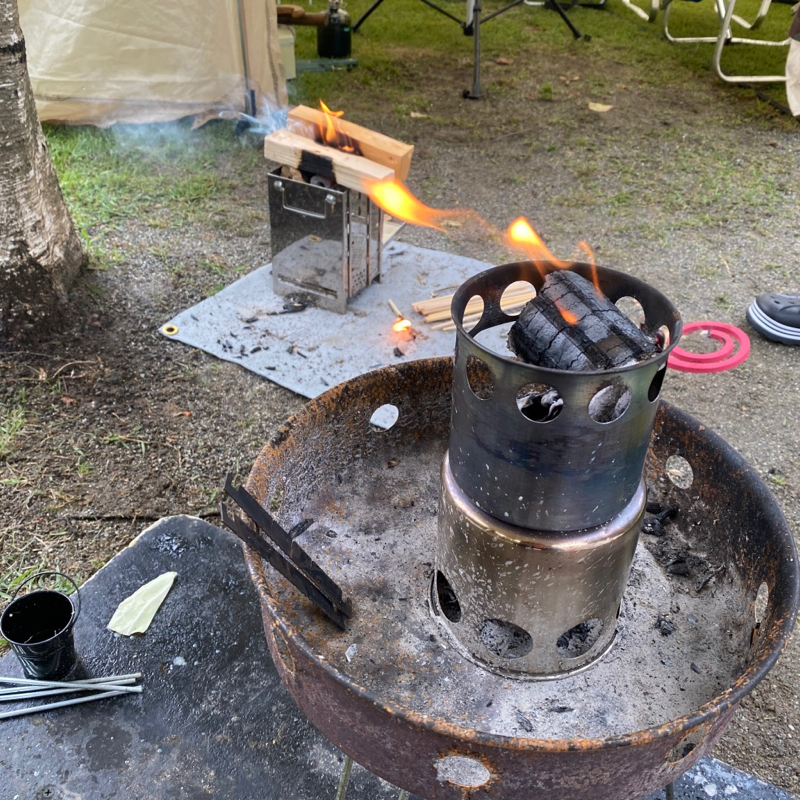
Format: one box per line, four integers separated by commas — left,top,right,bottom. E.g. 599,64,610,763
9,571,81,624
273,180,338,220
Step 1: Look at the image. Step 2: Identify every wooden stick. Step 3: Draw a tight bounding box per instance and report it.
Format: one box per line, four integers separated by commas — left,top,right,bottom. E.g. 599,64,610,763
414,286,534,318
288,106,414,181
387,299,403,317
264,129,394,193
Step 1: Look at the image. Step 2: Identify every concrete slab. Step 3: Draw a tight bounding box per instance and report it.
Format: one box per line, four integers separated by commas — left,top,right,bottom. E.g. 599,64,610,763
1,516,796,800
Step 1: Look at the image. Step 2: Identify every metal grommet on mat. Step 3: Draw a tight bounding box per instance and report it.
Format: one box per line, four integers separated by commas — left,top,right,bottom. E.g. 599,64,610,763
162,324,179,336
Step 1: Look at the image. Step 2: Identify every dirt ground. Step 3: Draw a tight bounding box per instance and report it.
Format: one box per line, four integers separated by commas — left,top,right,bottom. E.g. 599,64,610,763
2,27,799,796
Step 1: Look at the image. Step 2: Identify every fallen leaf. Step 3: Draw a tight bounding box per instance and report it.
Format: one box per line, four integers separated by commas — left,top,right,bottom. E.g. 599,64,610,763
495,57,514,66
60,396,76,405
588,102,613,113
409,111,430,119
108,572,178,636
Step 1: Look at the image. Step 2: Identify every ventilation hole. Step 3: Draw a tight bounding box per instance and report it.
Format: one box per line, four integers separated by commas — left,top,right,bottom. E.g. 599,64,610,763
500,280,535,317
665,455,693,489
556,618,604,659
479,619,533,659
466,356,494,400
436,755,492,788
656,325,671,350
461,294,485,330
666,726,709,764
588,381,631,423
615,296,646,328
435,571,462,623
369,404,399,429
754,582,769,626
648,365,667,402
516,383,563,422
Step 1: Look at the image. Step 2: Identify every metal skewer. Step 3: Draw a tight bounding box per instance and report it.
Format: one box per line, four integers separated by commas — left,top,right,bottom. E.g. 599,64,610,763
0,689,129,721
0,682,142,703
0,673,142,694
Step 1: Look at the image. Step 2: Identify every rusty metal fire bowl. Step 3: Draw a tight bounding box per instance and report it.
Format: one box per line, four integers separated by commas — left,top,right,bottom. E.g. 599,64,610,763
243,356,799,800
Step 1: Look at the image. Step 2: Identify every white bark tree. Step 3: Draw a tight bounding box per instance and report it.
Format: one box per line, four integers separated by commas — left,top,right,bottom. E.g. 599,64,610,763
0,0,87,341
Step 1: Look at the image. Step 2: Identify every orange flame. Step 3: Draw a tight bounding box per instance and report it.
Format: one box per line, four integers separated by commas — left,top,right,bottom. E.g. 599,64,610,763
319,100,357,153
366,179,450,231
392,318,412,332
576,240,602,296
506,217,568,268
556,303,578,325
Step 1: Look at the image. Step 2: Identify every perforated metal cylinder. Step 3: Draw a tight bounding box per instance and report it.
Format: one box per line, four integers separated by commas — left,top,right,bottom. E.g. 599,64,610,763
437,456,645,678
448,261,681,532
435,261,682,678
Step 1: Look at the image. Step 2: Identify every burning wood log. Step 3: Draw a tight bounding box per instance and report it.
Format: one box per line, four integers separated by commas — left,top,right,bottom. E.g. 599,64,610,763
508,270,658,371
288,105,414,181
264,129,394,193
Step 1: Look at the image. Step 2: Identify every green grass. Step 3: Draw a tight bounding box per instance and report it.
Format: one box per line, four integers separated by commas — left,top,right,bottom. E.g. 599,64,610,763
0,390,28,460
37,0,793,275
287,0,792,107
45,120,265,268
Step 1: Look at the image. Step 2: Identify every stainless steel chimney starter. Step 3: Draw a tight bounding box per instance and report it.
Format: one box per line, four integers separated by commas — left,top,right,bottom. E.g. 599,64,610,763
435,260,683,678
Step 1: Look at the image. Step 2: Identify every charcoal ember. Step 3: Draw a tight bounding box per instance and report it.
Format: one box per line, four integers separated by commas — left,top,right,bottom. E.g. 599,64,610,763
508,270,659,370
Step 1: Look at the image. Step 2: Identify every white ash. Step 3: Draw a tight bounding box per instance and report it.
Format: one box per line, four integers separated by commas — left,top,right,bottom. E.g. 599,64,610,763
265,441,753,742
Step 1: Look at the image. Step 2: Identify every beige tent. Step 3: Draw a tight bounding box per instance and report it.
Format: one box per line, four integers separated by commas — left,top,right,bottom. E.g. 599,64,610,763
18,0,288,126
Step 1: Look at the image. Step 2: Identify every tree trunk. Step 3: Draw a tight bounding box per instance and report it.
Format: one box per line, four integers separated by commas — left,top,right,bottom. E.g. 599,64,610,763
0,0,87,342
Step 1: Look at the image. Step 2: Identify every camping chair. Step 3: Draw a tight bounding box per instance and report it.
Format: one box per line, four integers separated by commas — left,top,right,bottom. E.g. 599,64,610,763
353,0,590,99
618,0,661,23
661,0,790,82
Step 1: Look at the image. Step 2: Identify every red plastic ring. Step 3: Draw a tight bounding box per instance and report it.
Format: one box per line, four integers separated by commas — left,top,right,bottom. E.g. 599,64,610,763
668,322,750,373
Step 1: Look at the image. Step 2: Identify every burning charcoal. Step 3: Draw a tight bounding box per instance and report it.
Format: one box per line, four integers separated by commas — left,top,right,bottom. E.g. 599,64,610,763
655,614,676,636
508,271,659,370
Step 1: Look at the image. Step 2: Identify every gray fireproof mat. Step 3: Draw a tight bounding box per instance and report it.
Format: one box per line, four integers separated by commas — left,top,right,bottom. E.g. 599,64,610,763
159,242,493,399
0,517,796,800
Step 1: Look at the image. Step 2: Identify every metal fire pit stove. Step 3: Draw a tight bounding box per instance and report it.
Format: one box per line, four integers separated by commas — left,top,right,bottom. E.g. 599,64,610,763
241,261,799,800
268,168,383,313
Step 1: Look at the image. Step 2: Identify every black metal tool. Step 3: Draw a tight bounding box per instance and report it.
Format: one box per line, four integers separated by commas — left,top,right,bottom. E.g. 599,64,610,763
221,474,352,630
